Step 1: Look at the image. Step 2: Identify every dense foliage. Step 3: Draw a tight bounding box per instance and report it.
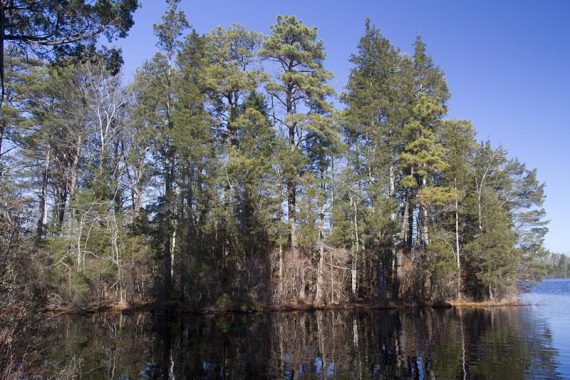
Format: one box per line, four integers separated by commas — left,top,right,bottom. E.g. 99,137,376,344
0,4,548,311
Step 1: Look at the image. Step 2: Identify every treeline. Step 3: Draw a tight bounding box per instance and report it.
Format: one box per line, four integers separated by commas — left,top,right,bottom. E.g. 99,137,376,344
543,254,570,278
0,1,548,311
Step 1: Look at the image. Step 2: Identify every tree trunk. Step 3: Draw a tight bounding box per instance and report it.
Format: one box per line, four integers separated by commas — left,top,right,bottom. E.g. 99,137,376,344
276,187,284,302
386,158,396,303
67,134,82,231
455,178,462,300
477,150,497,232
420,176,429,247
0,5,5,157
377,248,388,304
55,185,67,230
134,162,144,216
395,191,410,300
0,119,5,177
351,195,359,299
278,240,284,301
315,187,327,305
477,177,483,232
389,161,396,216
315,241,325,305
162,155,174,293
407,200,414,249
287,122,304,301
37,145,51,239
400,194,409,246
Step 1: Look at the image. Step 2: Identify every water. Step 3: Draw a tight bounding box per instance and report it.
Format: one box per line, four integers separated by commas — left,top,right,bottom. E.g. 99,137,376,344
521,278,570,377
21,280,570,379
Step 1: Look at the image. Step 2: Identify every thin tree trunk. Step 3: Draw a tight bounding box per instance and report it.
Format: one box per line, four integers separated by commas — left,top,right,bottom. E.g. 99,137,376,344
315,187,327,305
315,241,325,305
420,176,429,246
389,160,396,218
37,145,51,239
76,213,84,272
395,191,410,300
56,185,68,230
455,178,462,300
162,155,173,293
383,160,396,303
134,163,144,216
421,207,429,246
407,200,414,249
111,210,126,307
278,240,284,301
287,125,304,301
406,169,414,250
67,135,82,230
170,210,177,283
351,194,359,298
0,2,5,112
0,119,5,176
400,195,409,245
477,176,483,232
0,3,6,179
276,186,284,302
477,150,498,232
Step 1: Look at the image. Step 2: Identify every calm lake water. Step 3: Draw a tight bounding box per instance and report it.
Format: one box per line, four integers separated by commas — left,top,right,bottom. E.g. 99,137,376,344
25,279,570,379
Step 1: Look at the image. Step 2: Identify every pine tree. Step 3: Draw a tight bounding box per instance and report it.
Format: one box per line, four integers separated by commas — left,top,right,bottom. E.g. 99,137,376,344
151,0,189,295
260,15,335,302
340,20,403,302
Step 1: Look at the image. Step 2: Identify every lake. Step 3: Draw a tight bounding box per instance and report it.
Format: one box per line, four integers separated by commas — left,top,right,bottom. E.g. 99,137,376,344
22,279,570,379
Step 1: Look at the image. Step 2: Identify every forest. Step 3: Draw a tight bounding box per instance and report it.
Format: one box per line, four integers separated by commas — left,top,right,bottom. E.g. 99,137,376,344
0,0,549,314
544,253,570,278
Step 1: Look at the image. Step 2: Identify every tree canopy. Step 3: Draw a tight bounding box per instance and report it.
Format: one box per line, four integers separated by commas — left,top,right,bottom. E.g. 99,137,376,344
0,9,550,314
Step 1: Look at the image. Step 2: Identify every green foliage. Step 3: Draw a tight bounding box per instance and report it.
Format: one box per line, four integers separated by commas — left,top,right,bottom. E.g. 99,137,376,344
0,12,551,311
1,0,139,93
466,193,520,298
427,228,458,298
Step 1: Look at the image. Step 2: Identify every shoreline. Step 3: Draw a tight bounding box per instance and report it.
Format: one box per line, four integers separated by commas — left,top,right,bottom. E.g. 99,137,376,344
1,299,533,318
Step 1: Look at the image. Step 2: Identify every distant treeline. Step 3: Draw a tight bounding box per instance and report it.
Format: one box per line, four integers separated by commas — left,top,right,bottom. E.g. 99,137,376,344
0,1,548,312
544,254,570,278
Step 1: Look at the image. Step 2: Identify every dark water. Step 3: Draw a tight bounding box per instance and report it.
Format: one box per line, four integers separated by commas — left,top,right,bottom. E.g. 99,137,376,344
25,280,570,379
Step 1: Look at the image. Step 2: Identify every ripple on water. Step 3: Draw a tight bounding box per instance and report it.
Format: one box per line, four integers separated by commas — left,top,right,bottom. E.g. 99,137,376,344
522,278,570,377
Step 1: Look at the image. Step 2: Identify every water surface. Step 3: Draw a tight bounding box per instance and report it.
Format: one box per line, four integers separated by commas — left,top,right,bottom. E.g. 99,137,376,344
25,280,570,378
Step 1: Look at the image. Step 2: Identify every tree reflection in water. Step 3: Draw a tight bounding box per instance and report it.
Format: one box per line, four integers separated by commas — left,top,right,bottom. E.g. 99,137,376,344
25,307,561,379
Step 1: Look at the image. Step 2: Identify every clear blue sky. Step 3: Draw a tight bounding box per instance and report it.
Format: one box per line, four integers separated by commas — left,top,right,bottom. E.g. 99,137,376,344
114,0,570,254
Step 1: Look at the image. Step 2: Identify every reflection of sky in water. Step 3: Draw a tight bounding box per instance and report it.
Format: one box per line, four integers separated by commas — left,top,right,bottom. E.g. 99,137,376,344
521,279,570,376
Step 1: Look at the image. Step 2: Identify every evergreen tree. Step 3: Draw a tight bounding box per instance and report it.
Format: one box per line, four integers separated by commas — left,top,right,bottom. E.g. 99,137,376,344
150,0,188,295
339,20,403,302
1,0,139,156
260,15,335,302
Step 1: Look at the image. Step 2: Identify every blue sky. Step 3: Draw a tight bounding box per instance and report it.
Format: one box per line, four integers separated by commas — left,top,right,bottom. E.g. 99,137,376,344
114,0,570,253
